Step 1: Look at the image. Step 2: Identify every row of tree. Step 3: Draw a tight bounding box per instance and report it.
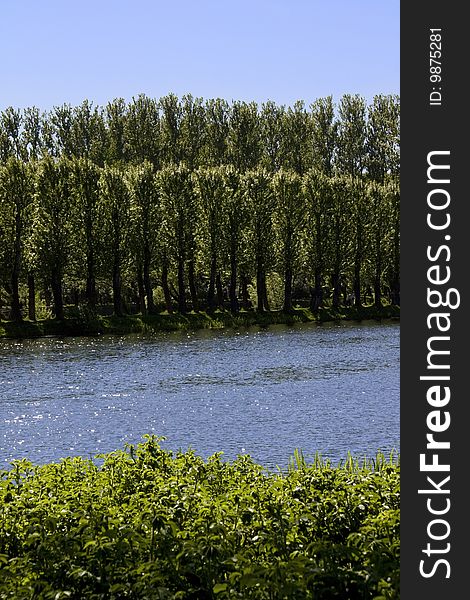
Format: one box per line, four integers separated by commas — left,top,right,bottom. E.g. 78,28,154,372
1,93,399,179
0,156,399,322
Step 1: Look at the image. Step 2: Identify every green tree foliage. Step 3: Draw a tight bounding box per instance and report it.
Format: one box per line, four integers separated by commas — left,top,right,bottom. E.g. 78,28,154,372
0,93,400,320
303,170,332,311
194,166,227,311
336,94,368,177
260,100,286,172
348,177,370,307
70,157,102,308
98,165,131,316
281,100,312,176
244,168,276,311
228,101,261,172
272,169,304,312
328,176,354,309
157,164,195,313
126,161,160,314
204,98,230,166
32,156,74,320
125,94,161,167
367,95,400,181
222,166,249,312
310,95,338,175
0,158,34,320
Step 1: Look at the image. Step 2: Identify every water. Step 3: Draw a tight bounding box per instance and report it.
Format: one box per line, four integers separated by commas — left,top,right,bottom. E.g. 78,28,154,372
0,321,399,469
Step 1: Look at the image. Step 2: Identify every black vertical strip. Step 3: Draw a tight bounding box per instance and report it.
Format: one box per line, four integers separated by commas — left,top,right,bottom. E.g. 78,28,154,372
401,3,466,598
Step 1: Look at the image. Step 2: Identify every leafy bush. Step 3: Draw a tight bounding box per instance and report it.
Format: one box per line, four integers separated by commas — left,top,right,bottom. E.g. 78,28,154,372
0,437,399,599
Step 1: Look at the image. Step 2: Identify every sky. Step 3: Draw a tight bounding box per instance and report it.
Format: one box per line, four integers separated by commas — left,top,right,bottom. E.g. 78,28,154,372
1,0,399,112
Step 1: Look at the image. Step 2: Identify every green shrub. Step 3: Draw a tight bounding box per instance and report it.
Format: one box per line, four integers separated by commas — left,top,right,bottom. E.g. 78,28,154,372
0,437,399,599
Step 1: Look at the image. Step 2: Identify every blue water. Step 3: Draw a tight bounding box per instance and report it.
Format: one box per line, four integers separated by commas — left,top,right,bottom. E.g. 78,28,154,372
0,321,399,469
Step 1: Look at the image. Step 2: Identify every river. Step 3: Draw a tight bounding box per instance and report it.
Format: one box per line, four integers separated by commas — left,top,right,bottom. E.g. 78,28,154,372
0,321,399,469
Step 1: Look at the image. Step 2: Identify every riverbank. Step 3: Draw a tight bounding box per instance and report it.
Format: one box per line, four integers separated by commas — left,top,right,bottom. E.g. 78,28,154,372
0,436,400,599
0,304,399,339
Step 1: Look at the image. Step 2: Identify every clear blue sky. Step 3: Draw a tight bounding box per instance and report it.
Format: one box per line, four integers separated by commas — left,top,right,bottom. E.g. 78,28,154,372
1,0,399,111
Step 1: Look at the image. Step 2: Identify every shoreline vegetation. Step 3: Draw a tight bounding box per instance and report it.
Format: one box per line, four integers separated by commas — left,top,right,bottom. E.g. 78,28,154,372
0,304,399,339
0,436,400,599
1,93,400,338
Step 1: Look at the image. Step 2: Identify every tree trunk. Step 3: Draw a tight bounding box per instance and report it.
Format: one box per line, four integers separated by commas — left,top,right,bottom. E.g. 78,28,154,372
143,246,155,314
51,269,64,321
216,272,224,309
10,268,22,322
86,249,97,308
240,274,251,310
161,262,173,313
177,256,187,313
44,286,52,313
283,265,293,312
229,252,239,313
207,255,216,312
112,256,124,316
188,259,198,312
28,273,36,321
10,210,23,321
331,272,341,310
262,272,270,312
390,276,400,306
374,257,382,308
353,261,362,308
137,267,147,314
256,267,265,312
310,267,323,312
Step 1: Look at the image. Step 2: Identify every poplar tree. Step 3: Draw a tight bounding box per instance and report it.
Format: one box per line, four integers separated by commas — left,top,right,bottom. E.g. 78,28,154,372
33,156,74,320
0,158,34,320
98,165,130,316
272,169,304,312
126,161,160,314
244,168,275,311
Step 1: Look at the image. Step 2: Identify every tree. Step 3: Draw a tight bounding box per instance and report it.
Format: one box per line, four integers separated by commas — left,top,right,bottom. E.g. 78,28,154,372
223,167,248,312
328,176,353,309
228,101,261,172
366,94,400,182
70,100,107,165
157,164,194,313
180,94,206,170
272,169,304,312
47,104,75,158
98,165,130,316
126,161,160,314
260,100,286,172
21,106,45,162
244,168,275,311
0,158,34,320
105,98,128,164
204,98,229,166
125,94,161,167
348,177,370,307
386,178,400,305
336,94,367,177
0,107,24,161
70,157,101,308
310,96,338,175
33,156,74,320
303,170,331,311
160,93,183,166
194,167,227,311
367,180,393,308
281,100,311,175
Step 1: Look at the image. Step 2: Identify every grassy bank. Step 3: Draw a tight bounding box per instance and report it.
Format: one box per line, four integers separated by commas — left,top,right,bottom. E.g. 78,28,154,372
0,437,399,599
0,304,399,339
